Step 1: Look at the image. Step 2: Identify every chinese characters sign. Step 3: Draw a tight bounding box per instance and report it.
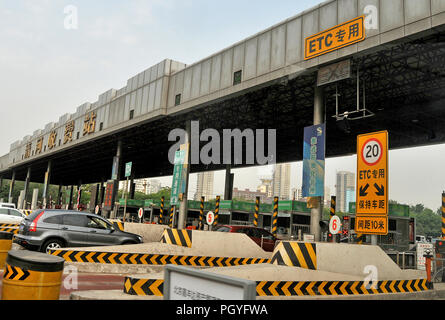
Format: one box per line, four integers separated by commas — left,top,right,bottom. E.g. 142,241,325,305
355,216,388,235
83,111,96,136
305,16,365,60
302,124,325,198
355,131,389,235
48,130,57,150
64,120,75,144
103,180,117,211
171,147,187,206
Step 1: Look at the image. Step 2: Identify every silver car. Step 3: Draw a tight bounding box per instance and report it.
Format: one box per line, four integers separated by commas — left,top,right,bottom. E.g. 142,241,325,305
14,209,143,253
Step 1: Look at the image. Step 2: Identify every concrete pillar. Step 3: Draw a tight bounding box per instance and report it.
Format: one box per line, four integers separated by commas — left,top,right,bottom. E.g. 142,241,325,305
110,139,123,218
224,165,234,200
76,181,82,211
129,179,135,200
8,170,16,203
56,184,63,206
31,188,39,210
178,122,191,230
22,167,31,209
42,160,52,208
67,186,74,210
98,179,105,208
310,86,325,242
17,190,25,210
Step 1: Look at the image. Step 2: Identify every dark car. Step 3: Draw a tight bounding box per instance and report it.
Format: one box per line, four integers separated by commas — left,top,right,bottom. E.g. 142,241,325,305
14,209,143,253
215,225,278,252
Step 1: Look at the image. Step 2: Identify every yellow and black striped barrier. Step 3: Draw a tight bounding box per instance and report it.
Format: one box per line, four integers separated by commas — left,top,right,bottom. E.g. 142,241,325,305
272,197,278,237
356,233,365,244
442,192,445,240
109,220,125,231
160,196,164,225
271,241,317,270
0,232,13,268
22,210,32,216
169,206,175,228
0,224,19,228
0,224,19,235
160,229,192,248
330,196,336,217
2,250,65,300
256,279,430,296
48,249,270,266
199,196,205,230
213,196,220,226
122,277,430,297
124,277,164,296
253,197,260,227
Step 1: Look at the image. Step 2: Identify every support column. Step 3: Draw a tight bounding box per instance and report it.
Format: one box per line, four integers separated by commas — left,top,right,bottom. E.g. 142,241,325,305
224,165,234,200
42,160,52,209
22,167,31,209
8,170,16,203
76,181,82,211
178,122,191,230
109,139,122,219
98,179,105,208
56,184,63,206
310,86,325,242
68,185,74,210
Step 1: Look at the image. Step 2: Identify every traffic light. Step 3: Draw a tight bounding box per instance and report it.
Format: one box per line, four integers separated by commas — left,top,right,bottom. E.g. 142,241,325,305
436,240,445,254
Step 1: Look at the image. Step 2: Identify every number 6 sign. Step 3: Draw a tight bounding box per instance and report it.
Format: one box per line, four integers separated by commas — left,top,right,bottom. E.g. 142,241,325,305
329,216,341,235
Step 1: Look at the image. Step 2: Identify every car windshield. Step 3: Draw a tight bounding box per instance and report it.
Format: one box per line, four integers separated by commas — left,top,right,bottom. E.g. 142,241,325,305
9,209,23,217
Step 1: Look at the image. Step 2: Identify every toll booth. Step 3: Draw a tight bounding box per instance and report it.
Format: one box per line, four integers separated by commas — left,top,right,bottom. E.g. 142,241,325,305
118,198,312,237
347,202,415,251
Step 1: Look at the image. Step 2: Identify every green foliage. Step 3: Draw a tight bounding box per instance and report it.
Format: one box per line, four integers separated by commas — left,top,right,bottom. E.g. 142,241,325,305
410,204,442,238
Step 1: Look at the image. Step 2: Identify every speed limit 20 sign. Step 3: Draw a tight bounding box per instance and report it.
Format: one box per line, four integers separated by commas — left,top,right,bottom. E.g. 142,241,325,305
356,131,389,235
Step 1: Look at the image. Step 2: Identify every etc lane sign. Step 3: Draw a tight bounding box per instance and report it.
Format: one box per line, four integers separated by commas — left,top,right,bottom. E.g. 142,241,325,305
355,131,389,235
305,16,365,60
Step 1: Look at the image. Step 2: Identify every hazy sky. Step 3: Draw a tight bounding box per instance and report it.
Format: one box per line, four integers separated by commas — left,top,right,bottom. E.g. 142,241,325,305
1,0,445,211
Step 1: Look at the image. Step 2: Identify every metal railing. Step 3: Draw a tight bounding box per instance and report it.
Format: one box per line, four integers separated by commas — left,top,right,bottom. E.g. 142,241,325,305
431,257,445,283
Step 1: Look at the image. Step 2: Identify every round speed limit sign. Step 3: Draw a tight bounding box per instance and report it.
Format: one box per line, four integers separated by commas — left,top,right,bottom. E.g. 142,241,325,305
138,208,144,219
361,138,383,166
206,211,215,225
329,216,341,235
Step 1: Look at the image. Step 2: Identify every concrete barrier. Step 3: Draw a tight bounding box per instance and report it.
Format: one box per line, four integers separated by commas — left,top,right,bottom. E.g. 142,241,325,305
123,223,169,243
121,264,430,297
271,241,426,280
190,230,271,259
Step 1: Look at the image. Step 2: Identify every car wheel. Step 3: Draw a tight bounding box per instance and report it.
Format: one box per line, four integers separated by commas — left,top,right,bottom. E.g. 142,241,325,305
42,239,65,253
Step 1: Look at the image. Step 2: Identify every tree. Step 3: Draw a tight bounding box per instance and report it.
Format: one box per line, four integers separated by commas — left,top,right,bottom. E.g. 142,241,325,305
410,205,442,238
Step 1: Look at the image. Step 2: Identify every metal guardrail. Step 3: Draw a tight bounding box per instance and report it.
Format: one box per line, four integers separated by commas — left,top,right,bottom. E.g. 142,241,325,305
386,251,416,270
431,257,445,283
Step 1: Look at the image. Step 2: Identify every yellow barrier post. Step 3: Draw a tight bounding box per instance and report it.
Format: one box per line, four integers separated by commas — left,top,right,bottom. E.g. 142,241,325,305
0,232,13,269
199,196,205,230
1,250,65,300
253,197,260,227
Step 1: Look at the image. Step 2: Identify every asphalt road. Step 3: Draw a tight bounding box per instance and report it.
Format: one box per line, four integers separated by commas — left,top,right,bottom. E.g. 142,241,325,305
0,270,125,300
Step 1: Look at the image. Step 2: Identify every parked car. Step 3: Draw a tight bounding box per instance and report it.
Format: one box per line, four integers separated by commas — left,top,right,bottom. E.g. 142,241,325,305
14,209,143,253
0,203,16,209
215,225,278,252
0,207,26,224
